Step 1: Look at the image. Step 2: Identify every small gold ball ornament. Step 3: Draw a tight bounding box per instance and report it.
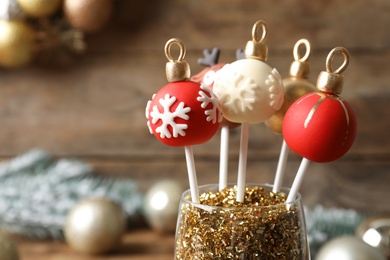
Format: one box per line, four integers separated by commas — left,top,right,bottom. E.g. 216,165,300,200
0,231,20,260
0,20,34,68
144,180,185,233
356,215,390,258
64,0,113,33
64,198,126,254
265,39,316,134
17,0,61,18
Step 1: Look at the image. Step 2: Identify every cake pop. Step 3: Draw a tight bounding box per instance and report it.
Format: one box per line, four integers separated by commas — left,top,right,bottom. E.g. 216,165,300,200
283,47,357,163
283,47,357,203
146,39,222,147
191,48,240,191
213,22,284,124
213,20,284,202
191,47,224,88
266,39,316,193
146,38,223,202
191,47,241,129
266,39,316,134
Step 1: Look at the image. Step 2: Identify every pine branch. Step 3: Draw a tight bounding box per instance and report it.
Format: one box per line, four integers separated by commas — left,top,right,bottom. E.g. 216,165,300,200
0,149,143,239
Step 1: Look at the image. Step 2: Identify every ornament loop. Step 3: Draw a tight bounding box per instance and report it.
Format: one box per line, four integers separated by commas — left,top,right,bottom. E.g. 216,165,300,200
326,47,350,74
252,20,268,44
165,38,186,62
293,39,311,62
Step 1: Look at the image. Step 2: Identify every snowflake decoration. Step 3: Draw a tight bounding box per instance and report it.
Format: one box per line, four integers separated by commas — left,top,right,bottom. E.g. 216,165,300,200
197,84,223,124
214,65,258,114
149,94,191,138
266,68,284,110
145,94,155,134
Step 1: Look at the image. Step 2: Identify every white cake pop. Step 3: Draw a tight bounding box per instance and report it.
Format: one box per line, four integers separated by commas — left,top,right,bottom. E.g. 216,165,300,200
213,20,285,202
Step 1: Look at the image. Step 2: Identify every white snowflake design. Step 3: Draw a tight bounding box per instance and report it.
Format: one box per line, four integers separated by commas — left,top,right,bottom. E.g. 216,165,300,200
197,84,223,124
145,94,155,134
214,65,258,114
149,94,191,138
266,68,284,110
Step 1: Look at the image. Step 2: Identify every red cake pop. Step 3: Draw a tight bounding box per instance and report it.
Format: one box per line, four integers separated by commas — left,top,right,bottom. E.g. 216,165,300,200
283,47,357,163
283,47,357,204
145,38,222,203
146,39,222,147
191,48,241,191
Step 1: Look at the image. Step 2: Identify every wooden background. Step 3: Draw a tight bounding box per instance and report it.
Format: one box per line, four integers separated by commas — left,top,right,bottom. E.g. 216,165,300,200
2,0,390,258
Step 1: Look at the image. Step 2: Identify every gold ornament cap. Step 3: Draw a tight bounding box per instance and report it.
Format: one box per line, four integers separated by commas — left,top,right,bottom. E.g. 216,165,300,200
289,39,311,79
165,38,191,82
244,20,268,61
317,47,350,95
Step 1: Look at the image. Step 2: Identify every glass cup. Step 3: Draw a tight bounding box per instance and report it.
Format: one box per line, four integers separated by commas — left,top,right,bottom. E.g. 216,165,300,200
174,183,310,259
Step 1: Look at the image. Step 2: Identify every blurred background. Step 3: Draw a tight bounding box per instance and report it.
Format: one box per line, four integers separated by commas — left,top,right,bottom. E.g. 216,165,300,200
0,0,389,259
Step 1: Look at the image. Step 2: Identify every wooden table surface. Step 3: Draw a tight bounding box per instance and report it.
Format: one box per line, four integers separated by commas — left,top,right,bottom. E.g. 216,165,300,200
16,229,174,260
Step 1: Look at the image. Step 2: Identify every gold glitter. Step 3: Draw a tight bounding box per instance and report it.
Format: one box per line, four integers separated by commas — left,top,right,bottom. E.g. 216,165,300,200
175,185,307,259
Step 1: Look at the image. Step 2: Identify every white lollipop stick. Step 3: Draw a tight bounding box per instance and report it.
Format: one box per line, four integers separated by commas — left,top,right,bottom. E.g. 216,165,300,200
236,123,249,203
286,157,311,204
272,139,290,193
219,125,229,191
184,146,199,203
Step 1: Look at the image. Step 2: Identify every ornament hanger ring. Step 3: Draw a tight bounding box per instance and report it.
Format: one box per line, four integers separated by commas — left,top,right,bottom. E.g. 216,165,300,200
252,20,268,44
293,39,311,62
165,38,186,62
326,47,350,74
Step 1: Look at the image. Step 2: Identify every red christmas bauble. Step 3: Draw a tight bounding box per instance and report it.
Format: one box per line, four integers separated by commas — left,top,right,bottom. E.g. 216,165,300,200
146,81,222,147
283,92,357,163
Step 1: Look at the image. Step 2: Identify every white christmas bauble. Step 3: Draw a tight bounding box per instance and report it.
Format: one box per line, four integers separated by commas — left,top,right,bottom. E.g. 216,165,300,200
144,180,185,233
316,236,386,260
64,198,126,254
0,231,19,260
213,59,284,124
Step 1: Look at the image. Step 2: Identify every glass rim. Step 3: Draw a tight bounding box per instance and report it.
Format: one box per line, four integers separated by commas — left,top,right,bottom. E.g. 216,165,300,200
180,183,302,210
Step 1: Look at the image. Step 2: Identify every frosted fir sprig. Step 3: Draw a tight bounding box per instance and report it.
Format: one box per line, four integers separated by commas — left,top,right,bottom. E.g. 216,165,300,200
305,205,369,257
0,149,143,239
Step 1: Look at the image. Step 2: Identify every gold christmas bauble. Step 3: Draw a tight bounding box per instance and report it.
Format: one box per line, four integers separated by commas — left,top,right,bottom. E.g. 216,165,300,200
144,180,185,233
17,0,61,18
0,231,20,260
0,20,34,68
64,198,126,254
265,78,315,134
64,0,113,33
